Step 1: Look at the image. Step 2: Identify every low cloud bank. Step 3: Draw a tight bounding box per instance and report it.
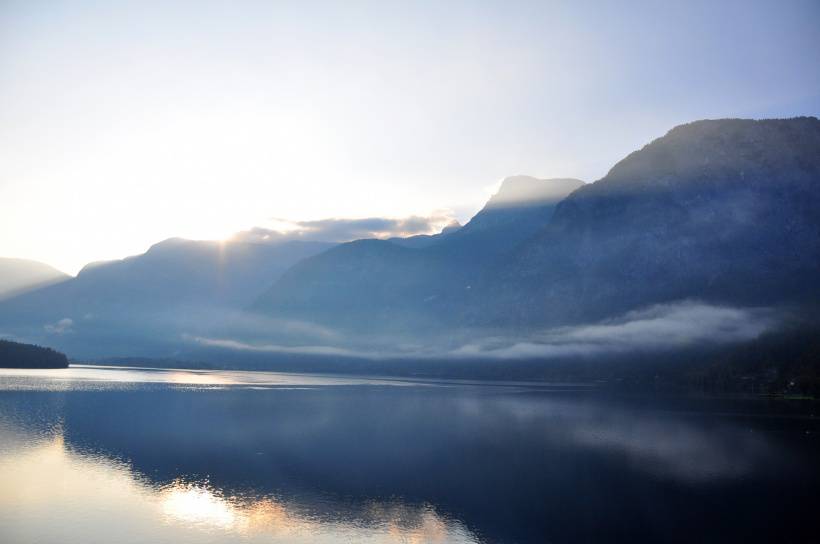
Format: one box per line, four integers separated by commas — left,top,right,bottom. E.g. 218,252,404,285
188,301,777,361
44,317,74,335
188,336,368,358
454,302,776,359
233,213,457,244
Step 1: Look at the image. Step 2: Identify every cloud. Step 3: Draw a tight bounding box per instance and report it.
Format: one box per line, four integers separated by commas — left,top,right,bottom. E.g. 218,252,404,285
187,335,371,359
232,213,457,244
221,313,342,342
44,317,74,335
450,301,776,359
489,396,777,482
448,341,597,360
569,416,770,482
186,302,778,362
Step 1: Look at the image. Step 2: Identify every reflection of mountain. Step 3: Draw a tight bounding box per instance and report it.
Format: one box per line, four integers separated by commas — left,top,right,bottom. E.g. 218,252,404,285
0,238,333,358
28,382,812,543
0,257,68,300
0,431,474,543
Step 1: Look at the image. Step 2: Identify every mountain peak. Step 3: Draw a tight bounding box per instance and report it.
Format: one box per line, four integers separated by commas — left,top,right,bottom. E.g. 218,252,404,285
440,220,462,234
487,176,585,209
603,117,820,186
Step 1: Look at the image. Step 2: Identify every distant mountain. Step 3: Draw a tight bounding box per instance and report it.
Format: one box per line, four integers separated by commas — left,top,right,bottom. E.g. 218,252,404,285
250,177,585,332
0,238,334,357
0,257,68,300
474,117,820,327
4,118,819,364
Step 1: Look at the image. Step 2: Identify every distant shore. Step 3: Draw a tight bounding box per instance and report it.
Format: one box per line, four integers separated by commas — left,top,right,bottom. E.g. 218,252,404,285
0,339,69,369
81,326,819,398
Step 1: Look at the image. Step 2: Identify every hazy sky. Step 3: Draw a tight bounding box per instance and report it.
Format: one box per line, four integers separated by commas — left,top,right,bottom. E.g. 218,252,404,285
1,0,819,274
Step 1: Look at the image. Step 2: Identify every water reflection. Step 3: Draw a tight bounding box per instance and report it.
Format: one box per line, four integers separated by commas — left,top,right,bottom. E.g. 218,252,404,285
0,364,431,391
0,368,818,543
0,428,475,543
160,482,240,530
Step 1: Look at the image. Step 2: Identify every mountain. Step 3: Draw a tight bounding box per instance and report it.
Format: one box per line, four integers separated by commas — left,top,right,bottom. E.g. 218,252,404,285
0,237,334,357
0,257,68,300
4,118,818,363
473,117,820,328
433,177,584,258
250,177,585,332
251,118,820,343
388,220,462,249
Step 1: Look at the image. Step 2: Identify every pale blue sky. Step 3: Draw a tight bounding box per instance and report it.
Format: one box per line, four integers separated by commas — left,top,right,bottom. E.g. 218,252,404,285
1,0,819,274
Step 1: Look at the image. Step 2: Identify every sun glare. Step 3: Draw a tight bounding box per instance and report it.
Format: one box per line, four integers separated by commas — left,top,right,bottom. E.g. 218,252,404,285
160,482,239,530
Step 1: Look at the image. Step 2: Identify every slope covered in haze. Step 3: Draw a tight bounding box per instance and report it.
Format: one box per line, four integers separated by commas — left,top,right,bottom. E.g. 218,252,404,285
0,257,68,300
474,117,820,328
0,237,333,357
3,118,819,365
251,117,820,346
250,177,584,332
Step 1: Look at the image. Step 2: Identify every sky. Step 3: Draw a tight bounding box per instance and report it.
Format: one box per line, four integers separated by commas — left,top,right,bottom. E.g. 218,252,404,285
1,0,819,275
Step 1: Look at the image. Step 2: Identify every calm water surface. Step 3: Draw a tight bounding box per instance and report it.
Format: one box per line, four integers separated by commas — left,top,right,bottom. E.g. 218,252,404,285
0,365,818,543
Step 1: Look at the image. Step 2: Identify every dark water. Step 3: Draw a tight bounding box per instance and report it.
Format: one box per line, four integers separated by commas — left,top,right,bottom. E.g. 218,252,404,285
0,366,818,543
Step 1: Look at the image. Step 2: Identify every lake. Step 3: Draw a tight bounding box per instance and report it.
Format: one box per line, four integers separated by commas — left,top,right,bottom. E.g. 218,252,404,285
0,365,818,543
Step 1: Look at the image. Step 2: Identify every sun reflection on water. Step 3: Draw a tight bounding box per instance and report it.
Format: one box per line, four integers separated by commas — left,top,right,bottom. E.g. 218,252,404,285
160,482,240,530
157,479,468,543
164,371,234,386
0,429,478,544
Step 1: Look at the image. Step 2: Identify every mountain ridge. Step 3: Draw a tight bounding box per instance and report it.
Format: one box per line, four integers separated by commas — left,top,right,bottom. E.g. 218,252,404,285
249,176,586,332
0,257,69,301
476,117,820,327
0,237,335,357
253,117,820,339
2,117,819,362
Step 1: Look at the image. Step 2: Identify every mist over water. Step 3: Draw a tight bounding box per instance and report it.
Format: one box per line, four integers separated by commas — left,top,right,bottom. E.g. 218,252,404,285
1,366,818,543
